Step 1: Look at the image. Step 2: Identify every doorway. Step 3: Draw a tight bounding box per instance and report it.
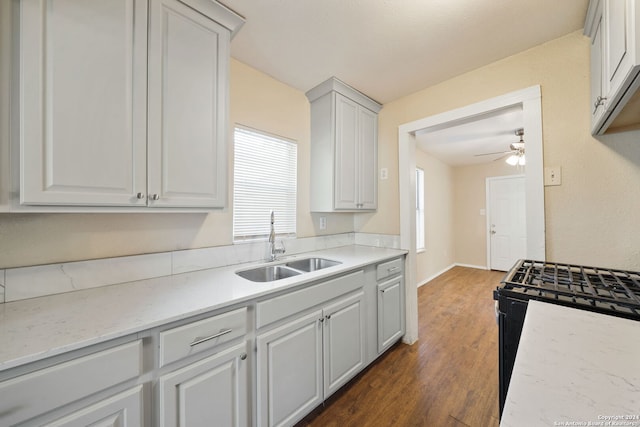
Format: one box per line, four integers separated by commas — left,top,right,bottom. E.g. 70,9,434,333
486,175,526,271
398,85,545,344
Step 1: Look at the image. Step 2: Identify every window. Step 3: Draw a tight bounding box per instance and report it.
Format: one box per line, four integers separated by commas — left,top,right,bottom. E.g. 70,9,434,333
416,168,425,252
233,126,297,241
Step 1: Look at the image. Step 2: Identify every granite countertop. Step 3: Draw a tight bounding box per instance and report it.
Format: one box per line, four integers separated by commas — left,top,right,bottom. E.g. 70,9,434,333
501,300,640,427
0,245,406,372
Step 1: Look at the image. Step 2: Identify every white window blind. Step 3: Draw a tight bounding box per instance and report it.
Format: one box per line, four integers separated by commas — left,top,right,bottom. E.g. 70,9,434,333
233,126,297,241
416,168,425,251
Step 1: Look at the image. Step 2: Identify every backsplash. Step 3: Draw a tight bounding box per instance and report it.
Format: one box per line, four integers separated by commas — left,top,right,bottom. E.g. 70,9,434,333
2,233,400,303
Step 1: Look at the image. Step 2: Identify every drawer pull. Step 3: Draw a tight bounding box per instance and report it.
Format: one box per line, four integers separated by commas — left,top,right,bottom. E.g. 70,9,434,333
190,329,233,347
387,266,400,273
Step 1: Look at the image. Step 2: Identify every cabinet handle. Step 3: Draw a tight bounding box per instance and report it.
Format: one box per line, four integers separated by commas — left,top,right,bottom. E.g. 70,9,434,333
190,329,233,347
136,192,145,200
240,353,247,361
593,95,607,113
150,194,160,201
326,314,331,320
319,318,324,323
387,266,400,273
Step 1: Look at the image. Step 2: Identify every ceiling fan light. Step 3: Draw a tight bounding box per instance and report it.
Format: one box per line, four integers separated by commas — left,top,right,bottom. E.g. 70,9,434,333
518,154,526,166
506,155,518,166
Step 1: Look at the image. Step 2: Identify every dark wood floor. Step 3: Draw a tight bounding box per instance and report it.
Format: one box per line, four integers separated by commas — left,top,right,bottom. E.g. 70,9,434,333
297,266,504,427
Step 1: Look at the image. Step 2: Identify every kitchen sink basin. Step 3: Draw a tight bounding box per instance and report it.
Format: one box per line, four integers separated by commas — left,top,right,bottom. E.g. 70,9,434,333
236,258,342,282
236,265,302,282
285,257,341,272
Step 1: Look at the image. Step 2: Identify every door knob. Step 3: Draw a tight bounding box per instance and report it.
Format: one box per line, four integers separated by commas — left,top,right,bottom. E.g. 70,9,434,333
136,192,145,200
150,194,160,201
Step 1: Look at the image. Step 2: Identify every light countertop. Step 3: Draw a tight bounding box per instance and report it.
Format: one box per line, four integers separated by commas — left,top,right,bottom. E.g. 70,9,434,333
501,300,640,426
0,245,406,372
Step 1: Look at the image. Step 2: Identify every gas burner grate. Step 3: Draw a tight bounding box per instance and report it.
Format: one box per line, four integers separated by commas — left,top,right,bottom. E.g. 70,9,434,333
501,259,640,317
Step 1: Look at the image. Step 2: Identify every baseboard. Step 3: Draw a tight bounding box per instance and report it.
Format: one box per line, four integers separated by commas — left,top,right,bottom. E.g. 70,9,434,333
454,263,489,270
417,264,455,287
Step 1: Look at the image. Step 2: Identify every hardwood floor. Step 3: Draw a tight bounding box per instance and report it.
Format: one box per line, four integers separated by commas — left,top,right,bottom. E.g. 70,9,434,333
297,266,504,427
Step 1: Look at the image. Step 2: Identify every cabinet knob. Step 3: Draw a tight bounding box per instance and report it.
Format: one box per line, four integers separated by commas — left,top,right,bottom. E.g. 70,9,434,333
326,314,331,320
240,353,247,361
319,318,324,323
150,194,160,201
136,192,145,200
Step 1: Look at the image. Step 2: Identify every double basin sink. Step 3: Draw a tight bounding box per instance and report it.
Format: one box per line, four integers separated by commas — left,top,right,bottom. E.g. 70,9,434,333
236,257,341,282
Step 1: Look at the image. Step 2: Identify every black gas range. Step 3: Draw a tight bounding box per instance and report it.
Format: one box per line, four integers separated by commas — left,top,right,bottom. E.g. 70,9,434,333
493,259,640,417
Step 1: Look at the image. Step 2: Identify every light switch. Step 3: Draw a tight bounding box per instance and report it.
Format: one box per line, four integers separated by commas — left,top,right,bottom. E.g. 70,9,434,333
544,167,562,186
380,168,388,180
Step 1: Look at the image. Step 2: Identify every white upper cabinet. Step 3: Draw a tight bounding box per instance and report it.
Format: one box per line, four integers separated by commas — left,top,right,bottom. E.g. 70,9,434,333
585,0,640,135
19,0,149,207
306,77,381,212
14,0,243,209
147,0,230,208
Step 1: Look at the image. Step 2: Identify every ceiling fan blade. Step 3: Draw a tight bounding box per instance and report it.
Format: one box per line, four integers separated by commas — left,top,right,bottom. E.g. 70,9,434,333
474,150,512,157
492,153,512,161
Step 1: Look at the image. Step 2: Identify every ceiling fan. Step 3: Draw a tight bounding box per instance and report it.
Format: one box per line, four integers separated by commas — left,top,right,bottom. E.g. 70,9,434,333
475,128,525,166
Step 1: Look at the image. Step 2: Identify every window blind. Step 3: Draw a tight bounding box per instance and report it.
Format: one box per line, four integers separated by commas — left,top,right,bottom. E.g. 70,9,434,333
233,126,297,241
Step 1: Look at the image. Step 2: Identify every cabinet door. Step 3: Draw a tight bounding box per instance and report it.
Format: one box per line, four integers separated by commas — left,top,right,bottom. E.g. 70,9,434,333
358,107,378,210
334,94,359,210
322,292,365,398
256,310,323,427
377,277,404,353
44,386,144,427
147,0,229,208
604,0,631,99
159,343,248,427
19,0,148,206
591,4,606,127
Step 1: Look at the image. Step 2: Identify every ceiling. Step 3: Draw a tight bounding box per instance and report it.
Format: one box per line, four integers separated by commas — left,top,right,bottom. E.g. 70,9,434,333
414,105,524,166
224,0,589,104
223,0,588,166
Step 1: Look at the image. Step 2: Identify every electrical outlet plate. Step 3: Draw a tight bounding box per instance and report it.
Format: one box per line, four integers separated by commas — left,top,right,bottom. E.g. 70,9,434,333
380,168,388,180
319,216,326,230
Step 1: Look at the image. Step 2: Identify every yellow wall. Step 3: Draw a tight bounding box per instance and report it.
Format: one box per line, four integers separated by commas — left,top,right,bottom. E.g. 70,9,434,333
365,30,640,270
415,149,454,285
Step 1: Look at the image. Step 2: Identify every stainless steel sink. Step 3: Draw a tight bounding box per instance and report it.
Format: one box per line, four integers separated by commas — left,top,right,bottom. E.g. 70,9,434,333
285,258,341,272
236,265,302,282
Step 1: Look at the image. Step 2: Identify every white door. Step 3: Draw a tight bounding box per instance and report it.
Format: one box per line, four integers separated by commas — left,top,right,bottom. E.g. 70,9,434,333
159,343,248,427
256,310,323,427
19,0,148,206
323,292,365,399
147,0,229,208
487,176,527,271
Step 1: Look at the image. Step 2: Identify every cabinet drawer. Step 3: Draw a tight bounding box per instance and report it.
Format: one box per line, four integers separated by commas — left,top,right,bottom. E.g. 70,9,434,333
376,258,403,281
159,307,247,367
0,340,142,426
256,270,364,329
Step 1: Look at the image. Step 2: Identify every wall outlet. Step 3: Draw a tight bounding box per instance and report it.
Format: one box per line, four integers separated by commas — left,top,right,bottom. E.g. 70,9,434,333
544,167,562,186
319,216,327,230
380,168,388,180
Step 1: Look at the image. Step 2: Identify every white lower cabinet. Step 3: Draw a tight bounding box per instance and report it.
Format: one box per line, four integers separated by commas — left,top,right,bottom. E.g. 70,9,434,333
377,277,404,354
256,291,365,427
0,340,143,426
159,343,248,427
44,386,144,427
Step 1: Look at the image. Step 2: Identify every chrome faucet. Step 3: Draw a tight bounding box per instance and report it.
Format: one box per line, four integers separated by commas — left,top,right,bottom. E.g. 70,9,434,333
268,210,286,261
